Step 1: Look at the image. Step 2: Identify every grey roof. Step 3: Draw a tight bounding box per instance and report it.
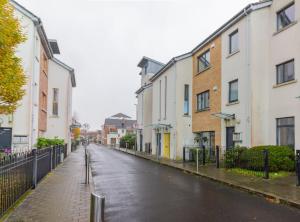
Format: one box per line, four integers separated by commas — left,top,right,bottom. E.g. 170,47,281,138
52,57,76,87
150,52,192,82
10,0,53,59
137,56,165,68
104,118,136,129
111,113,131,119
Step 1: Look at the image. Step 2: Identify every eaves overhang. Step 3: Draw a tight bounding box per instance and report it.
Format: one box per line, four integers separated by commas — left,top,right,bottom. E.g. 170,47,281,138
10,0,53,59
135,83,152,94
191,0,272,55
137,56,165,68
52,57,76,87
150,52,192,82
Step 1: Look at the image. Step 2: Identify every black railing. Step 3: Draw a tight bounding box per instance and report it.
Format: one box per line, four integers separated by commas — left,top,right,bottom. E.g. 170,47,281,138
183,146,219,165
0,145,67,218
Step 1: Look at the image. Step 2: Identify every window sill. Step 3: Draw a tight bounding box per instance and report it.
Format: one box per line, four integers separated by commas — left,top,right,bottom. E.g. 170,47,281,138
226,101,240,106
183,114,191,117
195,108,210,113
274,21,297,36
196,66,211,75
273,79,297,88
226,50,240,59
50,115,59,118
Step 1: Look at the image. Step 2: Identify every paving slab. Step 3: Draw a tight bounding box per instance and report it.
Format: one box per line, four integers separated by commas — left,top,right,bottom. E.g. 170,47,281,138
5,147,90,222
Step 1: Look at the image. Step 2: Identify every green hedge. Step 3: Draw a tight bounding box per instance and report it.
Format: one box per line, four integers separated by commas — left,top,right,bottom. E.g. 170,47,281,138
36,137,64,149
225,147,247,168
120,134,136,149
225,146,295,172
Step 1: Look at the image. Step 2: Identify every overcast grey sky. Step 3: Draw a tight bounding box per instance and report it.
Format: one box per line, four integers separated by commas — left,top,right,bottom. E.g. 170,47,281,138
17,0,255,130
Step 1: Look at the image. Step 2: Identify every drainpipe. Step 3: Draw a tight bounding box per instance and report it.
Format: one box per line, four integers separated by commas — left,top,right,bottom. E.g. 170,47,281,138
31,25,39,150
173,60,177,160
244,8,252,147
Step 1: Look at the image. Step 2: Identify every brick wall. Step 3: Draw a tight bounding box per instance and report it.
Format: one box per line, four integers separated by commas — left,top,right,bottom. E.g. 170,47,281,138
38,47,49,135
192,36,222,146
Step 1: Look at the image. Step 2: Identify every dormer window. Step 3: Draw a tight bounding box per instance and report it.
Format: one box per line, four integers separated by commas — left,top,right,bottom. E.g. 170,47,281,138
144,63,148,74
277,3,295,31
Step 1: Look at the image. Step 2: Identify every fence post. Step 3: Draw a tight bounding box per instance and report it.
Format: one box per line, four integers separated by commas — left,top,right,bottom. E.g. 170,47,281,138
53,146,57,169
50,147,53,170
296,150,300,186
216,146,220,169
202,145,206,166
32,149,38,189
196,149,199,173
263,149,269,179
183,147,186,163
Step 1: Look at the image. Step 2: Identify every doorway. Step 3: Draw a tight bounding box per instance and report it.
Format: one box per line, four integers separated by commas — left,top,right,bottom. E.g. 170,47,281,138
226,127,235,150
156,133,161,156
140,134,143,152
163,133,170,159
0,127,12,151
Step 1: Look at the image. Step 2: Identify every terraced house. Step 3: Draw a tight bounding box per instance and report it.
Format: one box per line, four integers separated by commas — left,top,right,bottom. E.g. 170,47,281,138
134,0,300,155
136,57,164,153
150,53,194,160
219,0,300,150
192,35,222,152
0,0,76,153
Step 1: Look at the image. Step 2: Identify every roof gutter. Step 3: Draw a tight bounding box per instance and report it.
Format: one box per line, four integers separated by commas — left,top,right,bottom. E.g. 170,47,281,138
150,52,192,82
191,1,272,54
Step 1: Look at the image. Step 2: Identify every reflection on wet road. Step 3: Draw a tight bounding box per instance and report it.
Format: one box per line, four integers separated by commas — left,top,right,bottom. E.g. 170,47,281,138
89,144,300,222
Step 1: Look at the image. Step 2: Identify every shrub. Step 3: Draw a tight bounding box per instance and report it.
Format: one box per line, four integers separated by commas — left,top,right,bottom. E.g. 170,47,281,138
36,137,64,149
120,134,136,149
225,147,247,168
247,146,295,172
226,145,295,172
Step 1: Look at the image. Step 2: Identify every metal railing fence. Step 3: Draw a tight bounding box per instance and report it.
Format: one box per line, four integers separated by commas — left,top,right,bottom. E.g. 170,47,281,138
0,144,67,218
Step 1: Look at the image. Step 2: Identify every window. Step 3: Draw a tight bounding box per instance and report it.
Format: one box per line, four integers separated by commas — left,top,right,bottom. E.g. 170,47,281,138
197,50,210,73
229,30,239,54
164,76,167,119
276,59,294,84
184,85,189,115
277,3,295,31
277,117,294,148
229,80,238,103
197,91,209,111
52,88,59,116
144,63,148,75
159,80,161,120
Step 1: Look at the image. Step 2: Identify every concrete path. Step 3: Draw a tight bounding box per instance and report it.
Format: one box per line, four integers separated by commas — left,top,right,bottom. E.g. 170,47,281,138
89,144,300,222
6,147,90,222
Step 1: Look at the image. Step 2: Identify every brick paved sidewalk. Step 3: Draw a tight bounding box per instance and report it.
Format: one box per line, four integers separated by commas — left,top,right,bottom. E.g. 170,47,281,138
113,146,300,209
6,147,90,222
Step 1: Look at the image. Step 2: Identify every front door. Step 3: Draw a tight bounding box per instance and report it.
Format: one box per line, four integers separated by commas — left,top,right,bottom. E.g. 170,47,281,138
163,133,170,159
0,127,12,151
140,134,143,152
226,127,235,150
156,133,161,156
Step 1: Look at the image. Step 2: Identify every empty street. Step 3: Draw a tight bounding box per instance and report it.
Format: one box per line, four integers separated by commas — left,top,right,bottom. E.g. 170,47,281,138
89,145,300,222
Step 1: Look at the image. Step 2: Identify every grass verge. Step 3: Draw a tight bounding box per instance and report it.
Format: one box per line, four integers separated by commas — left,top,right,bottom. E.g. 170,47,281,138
227,168,291,179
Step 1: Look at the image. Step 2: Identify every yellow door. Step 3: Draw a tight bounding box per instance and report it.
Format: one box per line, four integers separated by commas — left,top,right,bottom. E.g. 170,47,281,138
163,133,170,159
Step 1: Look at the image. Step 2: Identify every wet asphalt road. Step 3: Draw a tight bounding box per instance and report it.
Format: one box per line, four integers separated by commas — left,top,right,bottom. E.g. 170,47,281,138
89,144,300,222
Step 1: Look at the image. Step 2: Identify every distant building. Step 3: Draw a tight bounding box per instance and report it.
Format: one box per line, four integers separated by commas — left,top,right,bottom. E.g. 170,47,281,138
85,130,102,143
102,113,136,146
